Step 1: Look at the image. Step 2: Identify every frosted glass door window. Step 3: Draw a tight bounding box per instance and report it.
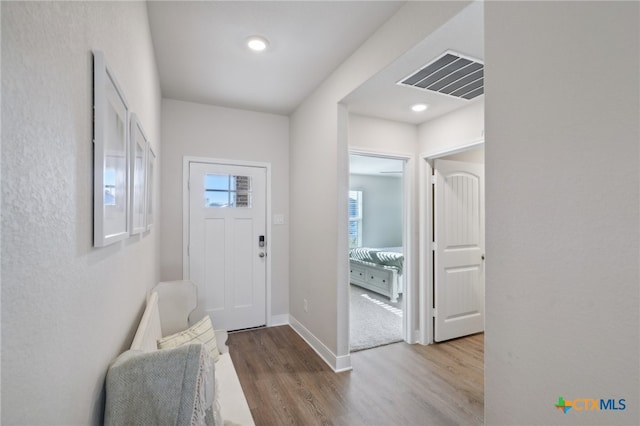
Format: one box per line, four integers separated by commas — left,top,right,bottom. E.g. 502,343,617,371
205,174,252,208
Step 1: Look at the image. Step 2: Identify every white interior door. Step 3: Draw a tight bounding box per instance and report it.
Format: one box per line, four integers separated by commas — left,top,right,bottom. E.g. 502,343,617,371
434,159,484,342
189,162,266,331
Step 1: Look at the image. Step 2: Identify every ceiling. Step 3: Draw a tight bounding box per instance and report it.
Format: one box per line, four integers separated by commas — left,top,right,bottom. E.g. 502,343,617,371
342,1,484,124
147,1,483,124
147,1,405,115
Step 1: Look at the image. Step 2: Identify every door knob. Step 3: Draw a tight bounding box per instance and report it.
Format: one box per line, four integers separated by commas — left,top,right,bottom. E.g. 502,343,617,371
259,252,266,258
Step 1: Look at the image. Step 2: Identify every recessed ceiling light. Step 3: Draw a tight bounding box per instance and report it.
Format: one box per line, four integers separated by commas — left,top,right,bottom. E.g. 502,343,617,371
411,103,428,112
247,36,269,52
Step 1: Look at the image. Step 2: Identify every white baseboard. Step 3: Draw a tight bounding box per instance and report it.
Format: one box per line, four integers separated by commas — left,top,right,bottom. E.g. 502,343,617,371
269,314,290,327
334,354,352,372
289,315,352,372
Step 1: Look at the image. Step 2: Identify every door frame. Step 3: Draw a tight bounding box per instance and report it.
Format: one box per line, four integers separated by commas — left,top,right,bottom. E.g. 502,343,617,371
419,139,484,344
182,156,274,325
348,148,415,345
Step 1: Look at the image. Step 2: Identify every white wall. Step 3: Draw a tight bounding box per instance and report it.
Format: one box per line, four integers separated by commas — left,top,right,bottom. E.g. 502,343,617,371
289,1,471,367
350,174,403,247
418,99,484,155
485,2,639,424
1,2,161,424
160,99,290,319
442,145,484,163
349,113,418,155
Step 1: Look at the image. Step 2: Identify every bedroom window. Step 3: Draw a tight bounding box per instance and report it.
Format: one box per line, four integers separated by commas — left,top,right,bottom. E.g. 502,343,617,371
204,174,252,208
349,190,363,248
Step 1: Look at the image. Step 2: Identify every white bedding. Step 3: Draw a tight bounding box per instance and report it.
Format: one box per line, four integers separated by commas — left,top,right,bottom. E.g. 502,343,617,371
380,246,402,253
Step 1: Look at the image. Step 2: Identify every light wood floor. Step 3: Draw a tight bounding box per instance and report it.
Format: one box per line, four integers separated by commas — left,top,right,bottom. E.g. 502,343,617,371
227,326,484,426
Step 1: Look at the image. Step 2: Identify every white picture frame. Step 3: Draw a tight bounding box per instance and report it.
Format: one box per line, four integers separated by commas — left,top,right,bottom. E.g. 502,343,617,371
93,50,130,247
146,144,156,231
129,113,148,235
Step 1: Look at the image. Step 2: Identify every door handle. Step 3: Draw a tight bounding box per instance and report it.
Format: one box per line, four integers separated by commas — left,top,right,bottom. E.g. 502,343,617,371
259,252,266,258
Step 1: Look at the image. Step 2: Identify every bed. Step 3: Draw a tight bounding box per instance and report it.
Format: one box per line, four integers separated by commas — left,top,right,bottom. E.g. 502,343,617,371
349,247,404,302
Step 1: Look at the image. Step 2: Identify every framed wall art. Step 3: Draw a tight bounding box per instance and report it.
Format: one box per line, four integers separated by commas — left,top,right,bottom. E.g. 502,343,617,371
129,113,148,235
93,50,130,247
146,145,156,231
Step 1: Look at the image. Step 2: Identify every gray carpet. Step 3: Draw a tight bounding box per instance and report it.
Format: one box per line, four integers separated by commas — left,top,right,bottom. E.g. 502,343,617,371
350,285,402,352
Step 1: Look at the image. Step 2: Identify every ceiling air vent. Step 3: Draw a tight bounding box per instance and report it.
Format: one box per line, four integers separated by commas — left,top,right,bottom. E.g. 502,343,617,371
398,51,484,100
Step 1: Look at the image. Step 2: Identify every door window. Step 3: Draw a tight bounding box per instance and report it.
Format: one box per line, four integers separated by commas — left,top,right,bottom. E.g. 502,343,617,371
204,174,252,208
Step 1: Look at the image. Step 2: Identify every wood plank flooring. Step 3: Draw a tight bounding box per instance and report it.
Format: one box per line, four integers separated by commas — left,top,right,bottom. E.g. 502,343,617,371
227,326,484,426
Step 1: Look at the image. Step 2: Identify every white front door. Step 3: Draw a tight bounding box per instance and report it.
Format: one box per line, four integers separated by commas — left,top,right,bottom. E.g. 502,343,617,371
434,159,485,342
189,161,267,331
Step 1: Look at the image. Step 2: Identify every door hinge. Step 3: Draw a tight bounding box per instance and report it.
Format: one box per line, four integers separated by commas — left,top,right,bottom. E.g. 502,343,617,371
431,241,436,251
431,175,436,185
432,308,437,317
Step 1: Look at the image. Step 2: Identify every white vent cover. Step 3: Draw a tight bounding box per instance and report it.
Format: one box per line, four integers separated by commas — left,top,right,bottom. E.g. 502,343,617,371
398,51,484,100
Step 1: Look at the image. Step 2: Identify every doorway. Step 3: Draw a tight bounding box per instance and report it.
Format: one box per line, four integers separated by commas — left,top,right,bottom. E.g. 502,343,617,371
348,153,410,351
424,143,485,343
185,158,269,331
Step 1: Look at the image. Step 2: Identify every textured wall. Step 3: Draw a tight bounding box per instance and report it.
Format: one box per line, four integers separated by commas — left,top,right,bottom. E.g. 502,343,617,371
485,2,639,424
159,99,290,320
1,2,161,424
